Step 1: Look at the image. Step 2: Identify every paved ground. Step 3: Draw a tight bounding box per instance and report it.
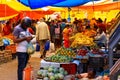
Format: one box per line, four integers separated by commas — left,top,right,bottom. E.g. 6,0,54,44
0,52,41,80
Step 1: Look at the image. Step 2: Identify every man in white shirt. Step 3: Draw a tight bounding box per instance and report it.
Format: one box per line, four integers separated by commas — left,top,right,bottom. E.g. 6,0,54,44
13,17,33,80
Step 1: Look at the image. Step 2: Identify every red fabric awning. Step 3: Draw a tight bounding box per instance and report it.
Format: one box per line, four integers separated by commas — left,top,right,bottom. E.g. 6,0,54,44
0,4,19,17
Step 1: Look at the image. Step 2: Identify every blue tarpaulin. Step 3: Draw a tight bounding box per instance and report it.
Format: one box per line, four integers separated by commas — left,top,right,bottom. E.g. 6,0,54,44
18,0,66,9
52,0,98,7
18,0,100,9
18,0,29,6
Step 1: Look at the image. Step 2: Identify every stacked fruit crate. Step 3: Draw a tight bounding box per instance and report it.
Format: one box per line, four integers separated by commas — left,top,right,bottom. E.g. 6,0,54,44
4,50,12,62
0,50,12,64
0,51,5,64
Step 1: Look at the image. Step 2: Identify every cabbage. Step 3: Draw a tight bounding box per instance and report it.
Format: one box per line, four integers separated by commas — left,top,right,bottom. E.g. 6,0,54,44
48,72,54,77
60,71,64,75
43,77,49,80
58,73,64,79
64,71,68,75
50,76,55,80
37,70,43,76
54,74,59,80
42,70,48,73
53,68,59,73
48,67,53,72
49,66,54,69
44,66,49,70
42,72,48,77
59,68,64,72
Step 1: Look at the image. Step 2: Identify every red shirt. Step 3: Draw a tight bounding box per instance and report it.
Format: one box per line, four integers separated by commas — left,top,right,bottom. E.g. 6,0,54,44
97,23,106,33
27,28,34,34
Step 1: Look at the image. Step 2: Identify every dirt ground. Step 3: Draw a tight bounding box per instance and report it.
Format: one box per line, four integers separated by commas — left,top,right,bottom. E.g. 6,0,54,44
0,52,41,80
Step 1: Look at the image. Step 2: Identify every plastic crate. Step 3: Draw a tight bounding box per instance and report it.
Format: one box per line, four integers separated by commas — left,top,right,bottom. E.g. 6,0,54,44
60,63,77,74
113,53,120,58
88,57,104,68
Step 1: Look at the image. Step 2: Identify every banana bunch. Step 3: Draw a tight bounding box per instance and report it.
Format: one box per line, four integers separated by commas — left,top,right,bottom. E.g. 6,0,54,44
70,33,95,48
83,30,96,37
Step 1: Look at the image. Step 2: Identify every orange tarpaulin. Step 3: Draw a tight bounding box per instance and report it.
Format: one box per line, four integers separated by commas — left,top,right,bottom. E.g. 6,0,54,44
19,11,45,20
73,2,120,11
0,4,19,18
19,10,54,19
0,4,54,20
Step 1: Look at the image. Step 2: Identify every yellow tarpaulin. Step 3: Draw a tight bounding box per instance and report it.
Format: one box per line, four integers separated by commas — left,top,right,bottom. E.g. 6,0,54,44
1,0,31,11
0,14,18,20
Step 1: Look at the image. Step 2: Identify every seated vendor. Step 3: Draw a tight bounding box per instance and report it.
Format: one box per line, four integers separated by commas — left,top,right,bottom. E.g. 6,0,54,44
94,29,107,48
75,69,96,79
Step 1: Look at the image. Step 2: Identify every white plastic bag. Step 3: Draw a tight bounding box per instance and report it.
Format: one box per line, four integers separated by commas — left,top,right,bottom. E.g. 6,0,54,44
30,35,36,44
49,42,55,53
30,37,36,44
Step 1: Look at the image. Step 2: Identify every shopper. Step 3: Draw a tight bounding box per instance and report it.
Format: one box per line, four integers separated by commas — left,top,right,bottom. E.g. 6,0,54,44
13,17,33,80
60,19,67,45
36,18,50,58
49,20,56,43
31,20,37,35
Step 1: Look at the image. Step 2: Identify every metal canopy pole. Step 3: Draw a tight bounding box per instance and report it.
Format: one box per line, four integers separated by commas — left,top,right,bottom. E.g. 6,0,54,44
109,48,113,69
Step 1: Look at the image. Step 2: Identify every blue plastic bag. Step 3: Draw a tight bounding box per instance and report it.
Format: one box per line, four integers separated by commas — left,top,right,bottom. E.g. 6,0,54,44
3,39,10,46
44,40,50,51
36,43,40,51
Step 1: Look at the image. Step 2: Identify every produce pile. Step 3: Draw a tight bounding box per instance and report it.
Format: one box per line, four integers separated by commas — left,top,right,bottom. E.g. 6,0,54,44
83,29,96,37
77,48,88,56
56,47,76,58
37,66,68,80
70,33,95,48
45,54,73,63
44,47,76,63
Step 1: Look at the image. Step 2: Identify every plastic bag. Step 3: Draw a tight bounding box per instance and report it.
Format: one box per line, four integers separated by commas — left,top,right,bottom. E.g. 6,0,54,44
27,43,35,55
3,39,10,46
30,37,36,44
44,40,50,51
49,42,55,52
36,43,40,51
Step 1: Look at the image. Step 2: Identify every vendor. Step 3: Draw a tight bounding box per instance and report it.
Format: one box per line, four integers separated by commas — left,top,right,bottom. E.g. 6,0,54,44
75,69,96,79
62,23,72,48
94,29,107,48
3,20,12,35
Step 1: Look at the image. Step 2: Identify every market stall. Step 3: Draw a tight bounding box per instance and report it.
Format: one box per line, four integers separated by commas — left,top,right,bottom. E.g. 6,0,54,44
36,27,110,79
0,0,119,80
0,34,16,64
